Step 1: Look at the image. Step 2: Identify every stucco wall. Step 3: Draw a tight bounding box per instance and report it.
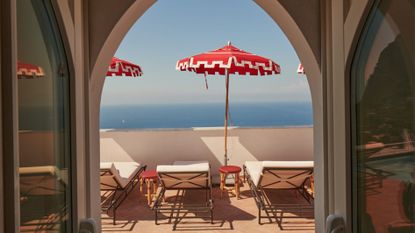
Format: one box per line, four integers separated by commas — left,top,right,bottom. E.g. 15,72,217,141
19,131,54,167
276,0,320,65
100,127,313,181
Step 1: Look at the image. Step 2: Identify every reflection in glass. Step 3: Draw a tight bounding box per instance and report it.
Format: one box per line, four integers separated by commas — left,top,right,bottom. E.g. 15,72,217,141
352,0,415,232
17,0,71,232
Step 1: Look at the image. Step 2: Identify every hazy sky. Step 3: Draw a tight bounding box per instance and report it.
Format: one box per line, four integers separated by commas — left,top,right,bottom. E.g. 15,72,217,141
101,0,311,106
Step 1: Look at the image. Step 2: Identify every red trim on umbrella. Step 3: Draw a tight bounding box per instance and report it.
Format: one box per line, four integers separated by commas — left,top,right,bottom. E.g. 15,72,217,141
106,57,143,77
176,42,280,76
297,63,305,74
17,61,45,78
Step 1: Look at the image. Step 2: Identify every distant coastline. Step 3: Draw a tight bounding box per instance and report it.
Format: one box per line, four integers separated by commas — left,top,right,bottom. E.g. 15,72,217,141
100,102,313,130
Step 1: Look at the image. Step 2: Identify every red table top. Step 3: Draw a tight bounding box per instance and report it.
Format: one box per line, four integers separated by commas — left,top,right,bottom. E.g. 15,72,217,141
219,165,241,174
140,170,157,179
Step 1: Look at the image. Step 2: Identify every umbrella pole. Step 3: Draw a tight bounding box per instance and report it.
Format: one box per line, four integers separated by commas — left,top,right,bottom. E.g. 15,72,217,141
224,70,230,166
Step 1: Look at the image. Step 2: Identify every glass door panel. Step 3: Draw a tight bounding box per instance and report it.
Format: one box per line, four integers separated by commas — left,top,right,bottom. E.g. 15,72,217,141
351,0,415,232
17,0,72,232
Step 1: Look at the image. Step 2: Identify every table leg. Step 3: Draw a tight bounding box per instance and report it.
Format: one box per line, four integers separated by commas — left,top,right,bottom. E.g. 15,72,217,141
220,173,225,198
310,175,315,197
235,173,240,199
146,179,151,206
154,181,158,195
139,177,143,192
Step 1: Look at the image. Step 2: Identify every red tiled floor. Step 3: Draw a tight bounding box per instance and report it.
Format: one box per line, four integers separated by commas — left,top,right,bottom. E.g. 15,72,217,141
101,184,315,232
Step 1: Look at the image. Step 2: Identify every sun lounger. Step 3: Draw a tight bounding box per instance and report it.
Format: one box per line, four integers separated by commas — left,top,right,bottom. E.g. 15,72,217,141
100,161,146,224
154,161,213,229
243,161,314,228
19,165,68,197
19,166,69,229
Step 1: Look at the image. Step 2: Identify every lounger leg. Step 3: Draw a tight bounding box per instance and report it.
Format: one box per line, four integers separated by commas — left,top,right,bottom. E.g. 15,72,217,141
155,210,159,225
258,209,262,225
139,177,143,192
154,188,165,226
243,166,246,183
277,212,283,230
154,180,158,195
205,189,208,205
113,209,116,225
173,219,178,231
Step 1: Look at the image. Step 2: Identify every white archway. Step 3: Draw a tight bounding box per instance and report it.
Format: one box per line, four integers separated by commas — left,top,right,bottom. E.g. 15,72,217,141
88,0,324,231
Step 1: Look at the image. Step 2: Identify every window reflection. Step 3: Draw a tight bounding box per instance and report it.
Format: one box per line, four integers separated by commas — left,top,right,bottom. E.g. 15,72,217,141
17,0,71,232
352,0,415,232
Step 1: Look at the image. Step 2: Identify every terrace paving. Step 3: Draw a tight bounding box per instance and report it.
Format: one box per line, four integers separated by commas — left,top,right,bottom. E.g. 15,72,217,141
101,184,315,233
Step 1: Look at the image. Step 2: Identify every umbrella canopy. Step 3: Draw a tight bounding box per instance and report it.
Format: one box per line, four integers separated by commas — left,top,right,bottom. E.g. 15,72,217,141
106,57,143,77
17,61,45,78
176,42,280,165
177,42,280,76
297,63,305,74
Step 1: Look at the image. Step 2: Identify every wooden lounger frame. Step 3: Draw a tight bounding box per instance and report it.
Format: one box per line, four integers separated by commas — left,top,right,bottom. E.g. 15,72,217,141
100,165,147,224
243,165,314,229
153,170,213,230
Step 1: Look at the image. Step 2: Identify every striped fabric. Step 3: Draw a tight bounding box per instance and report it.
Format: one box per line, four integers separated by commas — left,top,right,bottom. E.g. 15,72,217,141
176,42,280,76
297,63,305,74
106,57,143,77
17,61,45,78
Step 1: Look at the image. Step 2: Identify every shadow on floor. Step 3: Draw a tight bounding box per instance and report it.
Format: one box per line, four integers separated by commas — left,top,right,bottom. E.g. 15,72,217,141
102,185,315,232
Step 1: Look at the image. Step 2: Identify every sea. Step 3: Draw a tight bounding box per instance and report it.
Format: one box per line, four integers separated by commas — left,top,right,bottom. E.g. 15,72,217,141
100,102,313,129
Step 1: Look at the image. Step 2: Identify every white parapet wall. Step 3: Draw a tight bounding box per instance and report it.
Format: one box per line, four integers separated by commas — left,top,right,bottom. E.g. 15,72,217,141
100,127,314,181
18,127,314,182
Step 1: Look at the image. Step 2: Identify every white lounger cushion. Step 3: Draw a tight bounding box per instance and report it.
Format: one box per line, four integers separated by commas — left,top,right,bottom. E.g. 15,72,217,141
173,160,209,166
19,165,57,176
19,165,68,185
245,161,314,188
19,166,68,195
100,162,142,189
157,161,210,188
158,161,210,173
100,162,113,170
244,161,264,188
262,161,314,168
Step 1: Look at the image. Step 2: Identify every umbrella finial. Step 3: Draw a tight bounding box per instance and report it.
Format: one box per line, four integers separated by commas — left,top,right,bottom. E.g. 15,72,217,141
227,41,231,46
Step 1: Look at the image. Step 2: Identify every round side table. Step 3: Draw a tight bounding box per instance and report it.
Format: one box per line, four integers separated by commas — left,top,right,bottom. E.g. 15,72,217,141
219,165,242,199
139,170,158,206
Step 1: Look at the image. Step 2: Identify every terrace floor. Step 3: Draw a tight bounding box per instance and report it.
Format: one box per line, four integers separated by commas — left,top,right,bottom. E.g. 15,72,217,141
101,184,315,233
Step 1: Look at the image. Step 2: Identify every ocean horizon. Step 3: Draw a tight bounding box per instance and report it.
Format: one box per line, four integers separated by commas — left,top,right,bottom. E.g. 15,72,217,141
100,102,313,130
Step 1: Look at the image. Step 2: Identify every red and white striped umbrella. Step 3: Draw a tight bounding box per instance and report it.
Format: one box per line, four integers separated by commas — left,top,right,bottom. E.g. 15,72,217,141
176,42,280,165
17,61,45,78
177,42,280,76
297,63,305,74
106,57,143,77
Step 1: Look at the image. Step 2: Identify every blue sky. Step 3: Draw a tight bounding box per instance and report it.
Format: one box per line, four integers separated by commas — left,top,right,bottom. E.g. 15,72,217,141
101,0,311,106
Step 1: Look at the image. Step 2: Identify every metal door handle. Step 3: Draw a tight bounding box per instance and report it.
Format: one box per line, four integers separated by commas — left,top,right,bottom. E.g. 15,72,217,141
79,218,98,233
326,214,346,233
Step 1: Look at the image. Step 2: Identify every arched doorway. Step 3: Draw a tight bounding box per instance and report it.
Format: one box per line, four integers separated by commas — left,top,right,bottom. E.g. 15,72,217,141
88,0,323,231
